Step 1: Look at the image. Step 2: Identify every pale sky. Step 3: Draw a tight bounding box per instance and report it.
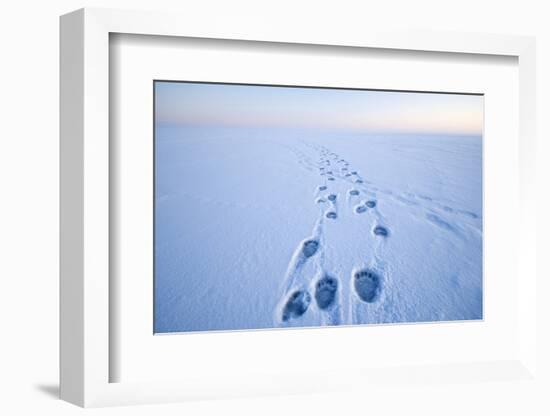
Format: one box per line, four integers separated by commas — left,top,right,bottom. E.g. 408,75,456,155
155,81,483,136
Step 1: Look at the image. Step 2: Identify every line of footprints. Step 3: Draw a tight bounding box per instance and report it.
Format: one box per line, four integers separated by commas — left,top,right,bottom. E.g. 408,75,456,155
281,147,387,323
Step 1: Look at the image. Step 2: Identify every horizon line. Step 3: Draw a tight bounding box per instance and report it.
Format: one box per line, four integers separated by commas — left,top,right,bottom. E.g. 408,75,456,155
155,121,483,137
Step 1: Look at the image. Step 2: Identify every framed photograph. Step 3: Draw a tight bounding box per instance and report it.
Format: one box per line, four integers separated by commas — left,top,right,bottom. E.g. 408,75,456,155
152,80,484,333
60,8,538,407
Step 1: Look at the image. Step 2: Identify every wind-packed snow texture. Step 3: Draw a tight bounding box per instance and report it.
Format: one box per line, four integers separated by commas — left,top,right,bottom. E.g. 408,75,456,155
154,126,482,333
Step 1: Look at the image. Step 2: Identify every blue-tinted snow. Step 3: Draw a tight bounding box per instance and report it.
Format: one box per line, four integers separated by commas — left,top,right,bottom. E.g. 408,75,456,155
154,126,482,333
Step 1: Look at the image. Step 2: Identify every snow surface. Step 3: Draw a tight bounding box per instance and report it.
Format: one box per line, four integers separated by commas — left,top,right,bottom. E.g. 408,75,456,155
154,126,483,333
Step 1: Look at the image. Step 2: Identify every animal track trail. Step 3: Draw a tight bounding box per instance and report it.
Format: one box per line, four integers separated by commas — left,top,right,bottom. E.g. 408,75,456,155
440,205,479,220
323,190,339,220
377,189,472,237
280,234,321,294
395,195,418,206
277,144,338,325
321,155,390,321
346,186,391,323
426,212,457,234
277,233,322,324
280,144,394,326
312,145,476,324
367,198,391,240
349,171,476,238
390,189,480,227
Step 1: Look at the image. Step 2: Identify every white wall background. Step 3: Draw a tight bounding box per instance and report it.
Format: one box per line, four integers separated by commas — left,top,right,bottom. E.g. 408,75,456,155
0,0,548,415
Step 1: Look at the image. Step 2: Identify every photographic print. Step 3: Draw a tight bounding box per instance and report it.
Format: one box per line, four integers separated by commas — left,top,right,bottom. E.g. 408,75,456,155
154,81,483,333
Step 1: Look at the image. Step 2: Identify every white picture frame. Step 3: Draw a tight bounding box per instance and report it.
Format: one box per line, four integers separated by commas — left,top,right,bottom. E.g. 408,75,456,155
60,7,537,407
